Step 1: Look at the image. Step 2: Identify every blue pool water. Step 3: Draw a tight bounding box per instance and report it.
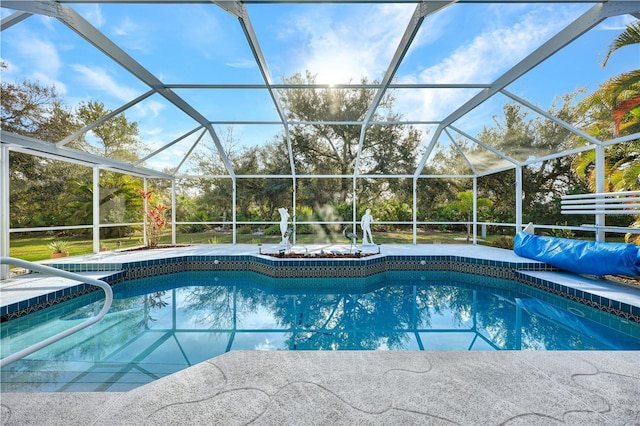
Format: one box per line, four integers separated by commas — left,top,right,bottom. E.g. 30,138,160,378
2,270,640,392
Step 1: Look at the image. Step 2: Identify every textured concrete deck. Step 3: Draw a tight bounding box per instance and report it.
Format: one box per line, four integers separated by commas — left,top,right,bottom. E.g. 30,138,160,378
2,350,640,425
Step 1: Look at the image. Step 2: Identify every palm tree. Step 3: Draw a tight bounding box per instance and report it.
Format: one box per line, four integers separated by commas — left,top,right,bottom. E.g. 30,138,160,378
574,20,640,242
602,20,640,136
575,20,640,192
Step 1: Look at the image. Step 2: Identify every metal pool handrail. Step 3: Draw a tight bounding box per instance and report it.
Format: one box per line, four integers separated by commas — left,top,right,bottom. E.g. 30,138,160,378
0,257,113,368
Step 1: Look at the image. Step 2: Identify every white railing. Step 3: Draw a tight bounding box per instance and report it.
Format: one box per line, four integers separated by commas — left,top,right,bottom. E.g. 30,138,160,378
561,191,640,215
0,257,113,368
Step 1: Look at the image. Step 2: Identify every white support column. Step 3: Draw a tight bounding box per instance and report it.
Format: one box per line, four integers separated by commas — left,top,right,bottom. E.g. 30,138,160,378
143,179,148,247
92,166,100,253
515,166,523,232
472,177,478,244
352,176,358,236
595,145,605,242
413,177,417,245
292,180,297,245
171,179,176,245
1,145,10,279
232,178,237,245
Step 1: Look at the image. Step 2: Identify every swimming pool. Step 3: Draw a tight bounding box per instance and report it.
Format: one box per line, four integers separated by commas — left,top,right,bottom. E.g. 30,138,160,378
2,270,640,392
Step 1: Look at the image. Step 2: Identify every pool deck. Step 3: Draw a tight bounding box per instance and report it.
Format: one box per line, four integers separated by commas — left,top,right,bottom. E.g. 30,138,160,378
2,244,640,425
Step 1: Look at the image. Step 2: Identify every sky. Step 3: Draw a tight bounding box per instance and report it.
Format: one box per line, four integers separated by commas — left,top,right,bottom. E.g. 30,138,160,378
1,1,637,173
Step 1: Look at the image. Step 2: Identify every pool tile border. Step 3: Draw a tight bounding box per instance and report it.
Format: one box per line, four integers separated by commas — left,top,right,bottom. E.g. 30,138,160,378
2,254,638,324
515,271,640,323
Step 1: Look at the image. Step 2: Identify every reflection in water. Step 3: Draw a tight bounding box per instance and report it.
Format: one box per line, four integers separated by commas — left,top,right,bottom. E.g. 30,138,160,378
2,271,639,392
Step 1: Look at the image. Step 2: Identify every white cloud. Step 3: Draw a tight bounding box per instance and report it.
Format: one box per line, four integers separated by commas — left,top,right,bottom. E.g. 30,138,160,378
397,7,573,122
112,16,138,36
109,15,151,53
77,4,105,29
283,4,416,83
133,99,166,119
225,59,257,69
17,36,62,77
597,15,636,31
31,71,68,96
255,338,277,351
37,15,57,32
70,64,139,102
177,7,223,60
9,35,67,94
143,127,164,137
1,59,18,76
420,17,560,84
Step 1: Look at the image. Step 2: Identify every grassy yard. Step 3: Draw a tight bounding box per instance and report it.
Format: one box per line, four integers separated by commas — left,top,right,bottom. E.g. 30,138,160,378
9,229,502,263
14,226,626,263
9,234,145,262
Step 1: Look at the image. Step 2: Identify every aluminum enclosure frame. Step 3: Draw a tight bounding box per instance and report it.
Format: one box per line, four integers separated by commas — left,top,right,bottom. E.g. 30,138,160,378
1,0,639,269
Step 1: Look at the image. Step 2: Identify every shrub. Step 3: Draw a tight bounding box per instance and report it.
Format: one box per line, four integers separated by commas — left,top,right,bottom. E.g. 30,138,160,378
295,224,313,234
550,224,575,239
263,224,281,236
492,236,514,249
139,190,167,248
236,224,253,234
48,239,69,253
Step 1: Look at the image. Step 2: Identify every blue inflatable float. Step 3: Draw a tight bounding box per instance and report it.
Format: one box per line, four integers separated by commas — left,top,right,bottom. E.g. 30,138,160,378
513,227,640,277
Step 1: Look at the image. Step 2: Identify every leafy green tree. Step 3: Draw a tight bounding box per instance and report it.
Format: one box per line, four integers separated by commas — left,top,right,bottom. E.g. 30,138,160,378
66,172,143,237
574,20,640,194
1,63,81,145
185,74,422,234
75,100,145,163
447,190,493,241
474,98,584,227
65,103,148,234
572,21,640,241
279,71,422,204
235,142,292,222
1,64,88,228
2,64,146,232
188,128,243,228
73,102,149,234
602,20,640,136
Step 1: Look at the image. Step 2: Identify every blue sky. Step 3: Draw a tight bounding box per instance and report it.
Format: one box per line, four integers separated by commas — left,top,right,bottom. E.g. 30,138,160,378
1,2,637,172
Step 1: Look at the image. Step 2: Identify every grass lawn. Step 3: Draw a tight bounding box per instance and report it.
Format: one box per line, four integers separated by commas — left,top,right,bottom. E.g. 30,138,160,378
9,229,502,263
9,234,145,262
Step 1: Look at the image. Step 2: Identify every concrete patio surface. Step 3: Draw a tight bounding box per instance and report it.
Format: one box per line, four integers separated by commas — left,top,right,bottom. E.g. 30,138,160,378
2,350,640,425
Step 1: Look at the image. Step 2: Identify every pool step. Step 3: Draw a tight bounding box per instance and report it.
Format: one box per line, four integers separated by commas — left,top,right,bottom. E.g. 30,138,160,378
0,360,187,392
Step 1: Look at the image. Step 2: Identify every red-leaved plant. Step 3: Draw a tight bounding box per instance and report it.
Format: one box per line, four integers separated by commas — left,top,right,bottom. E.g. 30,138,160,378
139,190,167,248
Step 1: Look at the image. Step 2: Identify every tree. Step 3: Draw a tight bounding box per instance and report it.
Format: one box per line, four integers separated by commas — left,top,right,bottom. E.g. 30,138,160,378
447,190,493,241
572,20,640,241
187,127,245,228
1,63,81,145
574,19,640,193
278,71,422,204
602,20,640,136
75,100,145,163
2,63,146,231
1,63,88,228
473,98,584,227
66,171,144,237
184,74,423,234
73,101,149,234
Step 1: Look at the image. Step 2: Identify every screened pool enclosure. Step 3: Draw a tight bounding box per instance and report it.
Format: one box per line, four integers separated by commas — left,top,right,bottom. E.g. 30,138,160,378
1,1,639,269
